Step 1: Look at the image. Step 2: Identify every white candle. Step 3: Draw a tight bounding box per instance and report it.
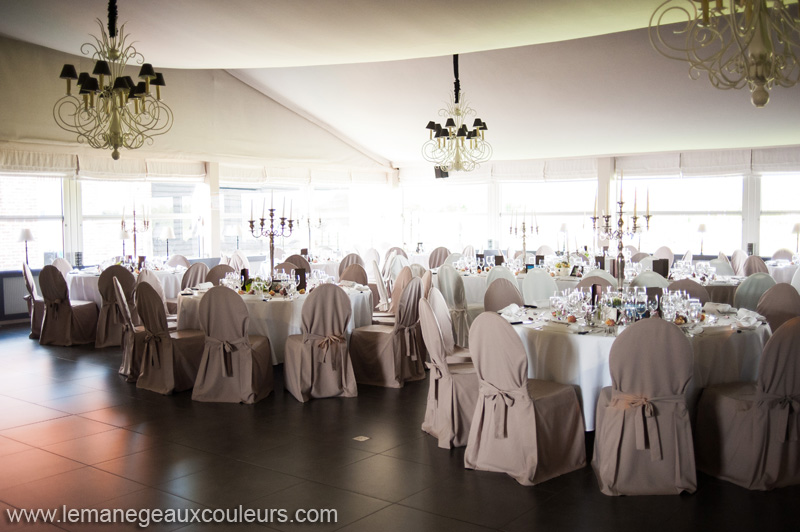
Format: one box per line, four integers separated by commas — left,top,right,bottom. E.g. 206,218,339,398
593,191,597,218
634,188,637,217
290,200,292,220
251,200,253,220
282,197,286,218
647,188,650,217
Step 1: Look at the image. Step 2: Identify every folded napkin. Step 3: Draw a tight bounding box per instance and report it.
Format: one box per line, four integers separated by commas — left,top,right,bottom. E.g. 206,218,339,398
196,282,214,290
734,316,759,330
703,302,732,314
543,320,576,333
339,281,368,291
737,308,766,322
499,303,522,320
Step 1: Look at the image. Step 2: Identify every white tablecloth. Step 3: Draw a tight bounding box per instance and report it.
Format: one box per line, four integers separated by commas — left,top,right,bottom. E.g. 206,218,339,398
767,263,798,284
67,269,184,308
432,272,578,306
176,286,373,364
310,261,340,281
514,315,769,430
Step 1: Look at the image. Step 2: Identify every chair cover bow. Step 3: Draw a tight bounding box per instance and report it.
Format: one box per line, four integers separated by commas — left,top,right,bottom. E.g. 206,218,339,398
760,391,800,442
426,361,444,403
305,333,346,370
46,298,63,319
479,381,529,439
206,335,249,378
144,331,167,369
397,322,420,361
610,391,686,461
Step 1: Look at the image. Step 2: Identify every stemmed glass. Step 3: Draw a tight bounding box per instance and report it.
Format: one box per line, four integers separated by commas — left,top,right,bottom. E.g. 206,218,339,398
635,289,648,321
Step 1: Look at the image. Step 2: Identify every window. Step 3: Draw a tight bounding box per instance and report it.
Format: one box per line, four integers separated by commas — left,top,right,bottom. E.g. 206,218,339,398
616,175,743,256
80,181,203,264
759,173,800,256
402,181,489,252
0,175,64,270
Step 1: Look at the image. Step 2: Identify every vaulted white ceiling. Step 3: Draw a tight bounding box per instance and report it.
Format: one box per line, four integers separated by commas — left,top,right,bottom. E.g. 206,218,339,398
2,0,800,168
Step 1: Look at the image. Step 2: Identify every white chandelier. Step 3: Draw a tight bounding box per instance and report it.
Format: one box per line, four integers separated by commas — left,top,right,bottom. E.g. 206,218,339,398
649,0,800,107
54,0,173,159
422,54,492,173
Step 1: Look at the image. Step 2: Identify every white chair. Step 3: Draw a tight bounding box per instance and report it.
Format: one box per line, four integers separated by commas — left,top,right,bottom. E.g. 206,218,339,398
709,258,735,276
624,244,639,256
427,287,471,364
585,268,618,285
536,245,555,256
410,263,426,278
486,265,517,287
166,254,190,268
638,256,654,271
731,249,748,276
51,257,72,280
772,248,794,261
437,264,482,347
521,269,558,306
682,250,693,264
484,278,524,312
630,271,669,288
734,273,777,311
653,246,674,267
792,268,800,295
370,260,390,312
428,246,451,269
443,252,463,266
462,245,475,257
388,254,410,285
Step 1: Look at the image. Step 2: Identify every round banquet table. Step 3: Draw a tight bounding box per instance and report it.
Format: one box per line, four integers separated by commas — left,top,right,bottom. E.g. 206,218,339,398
512,313,770,431
767,262,798,284
432,271,578,306
176,286,373,365
67,269,184,308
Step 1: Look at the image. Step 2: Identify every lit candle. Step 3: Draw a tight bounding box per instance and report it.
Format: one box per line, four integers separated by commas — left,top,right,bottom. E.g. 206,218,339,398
250,200,253,220
122,206,125,222
261,197,265,219
282,197,285,218
634,188,637,217
647,188,650,216
593,191,597,218
289,200,292,220
271,189,274,210
619,170,623,203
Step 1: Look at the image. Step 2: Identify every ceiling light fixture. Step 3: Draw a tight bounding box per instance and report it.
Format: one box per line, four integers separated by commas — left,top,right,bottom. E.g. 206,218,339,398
55,0,173,159
423,54,492,172
649,0,800,107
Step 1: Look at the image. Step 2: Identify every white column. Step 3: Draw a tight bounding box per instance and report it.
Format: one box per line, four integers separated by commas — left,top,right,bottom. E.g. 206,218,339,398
62,178,81,265
207,162,221,258
488,179,500,251
742,172,760,255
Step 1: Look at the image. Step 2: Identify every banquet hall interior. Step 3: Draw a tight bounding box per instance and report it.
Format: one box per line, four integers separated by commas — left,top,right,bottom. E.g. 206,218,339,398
1,1,800,531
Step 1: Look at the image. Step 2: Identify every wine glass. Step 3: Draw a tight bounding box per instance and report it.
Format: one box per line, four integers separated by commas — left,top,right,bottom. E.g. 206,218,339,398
635,289,648,321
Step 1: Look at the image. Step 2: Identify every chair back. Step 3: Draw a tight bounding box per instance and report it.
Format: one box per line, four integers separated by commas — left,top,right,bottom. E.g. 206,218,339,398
792,268,800,295
22,261,39,299
521,269,558,305
135,281,169,335
390,266,414,314
136,269,167,312
113,277,135,330
199,285,249,341
340,264,368,286
206,264,235,286
585,268,618,285
99,265,134,306
388,254,410,283
681,250,693,264
709,258,735,276
370,260,390,311
630,252,650,263
734,272,776,311
536,245,555,256
394,277,424,361
166,255,190,268
668,279,711,305
653,246,674,266
285,254,311,273
576,276,613,293
428,287,456,355
181,262,210,289
301,284,352,394
419,298,450,374
444,252,464,266
428,246,451,269
743,255,768,276
384,246,407,265
731,249,748,276
486,265,517,287
39,265,70,306
756,283,800,333
226,250,250,272
625,245,639,256
630,271,669,288
462,245,475,257
772,248,794,261
363,248,381,272
484,278,524,312
410,263,427,278
421,269,432,298
638,256,655,271
273,262,298,275
469,313,528,394
757,316,800,403
436,264,468,311
338,253,365,277
52,257,72,279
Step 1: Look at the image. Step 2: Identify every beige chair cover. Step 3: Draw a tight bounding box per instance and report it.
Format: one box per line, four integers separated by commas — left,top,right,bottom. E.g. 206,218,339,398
464,313,586,485
370,260,390,313
228,250,251,272
743,255,769,276
421,270,432,298
535,245,554,256
592,318,696,495
114,277,146,382
285,254,311,274
419,298,478,448
38,265,98,346
284,284,357,402
630,271,669,288
388,254,411,285
363,248,381,274
443,252,463,266
51,257,72,279
136,269,167,305
206,264,235,286
437,264,481,348
630,252,650,263
585,268,618,285
22,262,44,339
486,265,517,287
389,266,413,315
428,287,471,364
135,282,205,395
384,246,407,264
166,254,190,268
734,273,776,311
428,246,451,269
484,278,524,312
772,248,794,261
340,263,368,286
95,265,136,348
624,244,639,255
696,316,800,490
576,276,613,293
350,277,426,388
668,279,711,305
756,283,800,333
381,250,397,280
192,286,273,403
181,262,210,289
462,245,475,257
792,268,800,295
653,246,674,267
682,250,694,264
731,249,748,276
274,261,299,275
338,253,365,278
521,269,558,305
410,263,426,279
709,258,735,276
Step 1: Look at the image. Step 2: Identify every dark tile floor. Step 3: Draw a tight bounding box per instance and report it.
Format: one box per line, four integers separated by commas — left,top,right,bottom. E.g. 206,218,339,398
0,323,797,532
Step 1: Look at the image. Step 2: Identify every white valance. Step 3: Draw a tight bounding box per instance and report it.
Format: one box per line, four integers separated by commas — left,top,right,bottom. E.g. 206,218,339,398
266,166,312,184
680,149,751,177
491,160,545,181
752,146,800,173
145,160,207,182
0,149,76,177
219,164,267,187
543,158,597,181
616,153,681,177
77,155,146,180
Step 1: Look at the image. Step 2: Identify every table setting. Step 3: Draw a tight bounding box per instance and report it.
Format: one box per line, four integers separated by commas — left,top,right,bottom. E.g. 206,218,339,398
67,263,185,308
